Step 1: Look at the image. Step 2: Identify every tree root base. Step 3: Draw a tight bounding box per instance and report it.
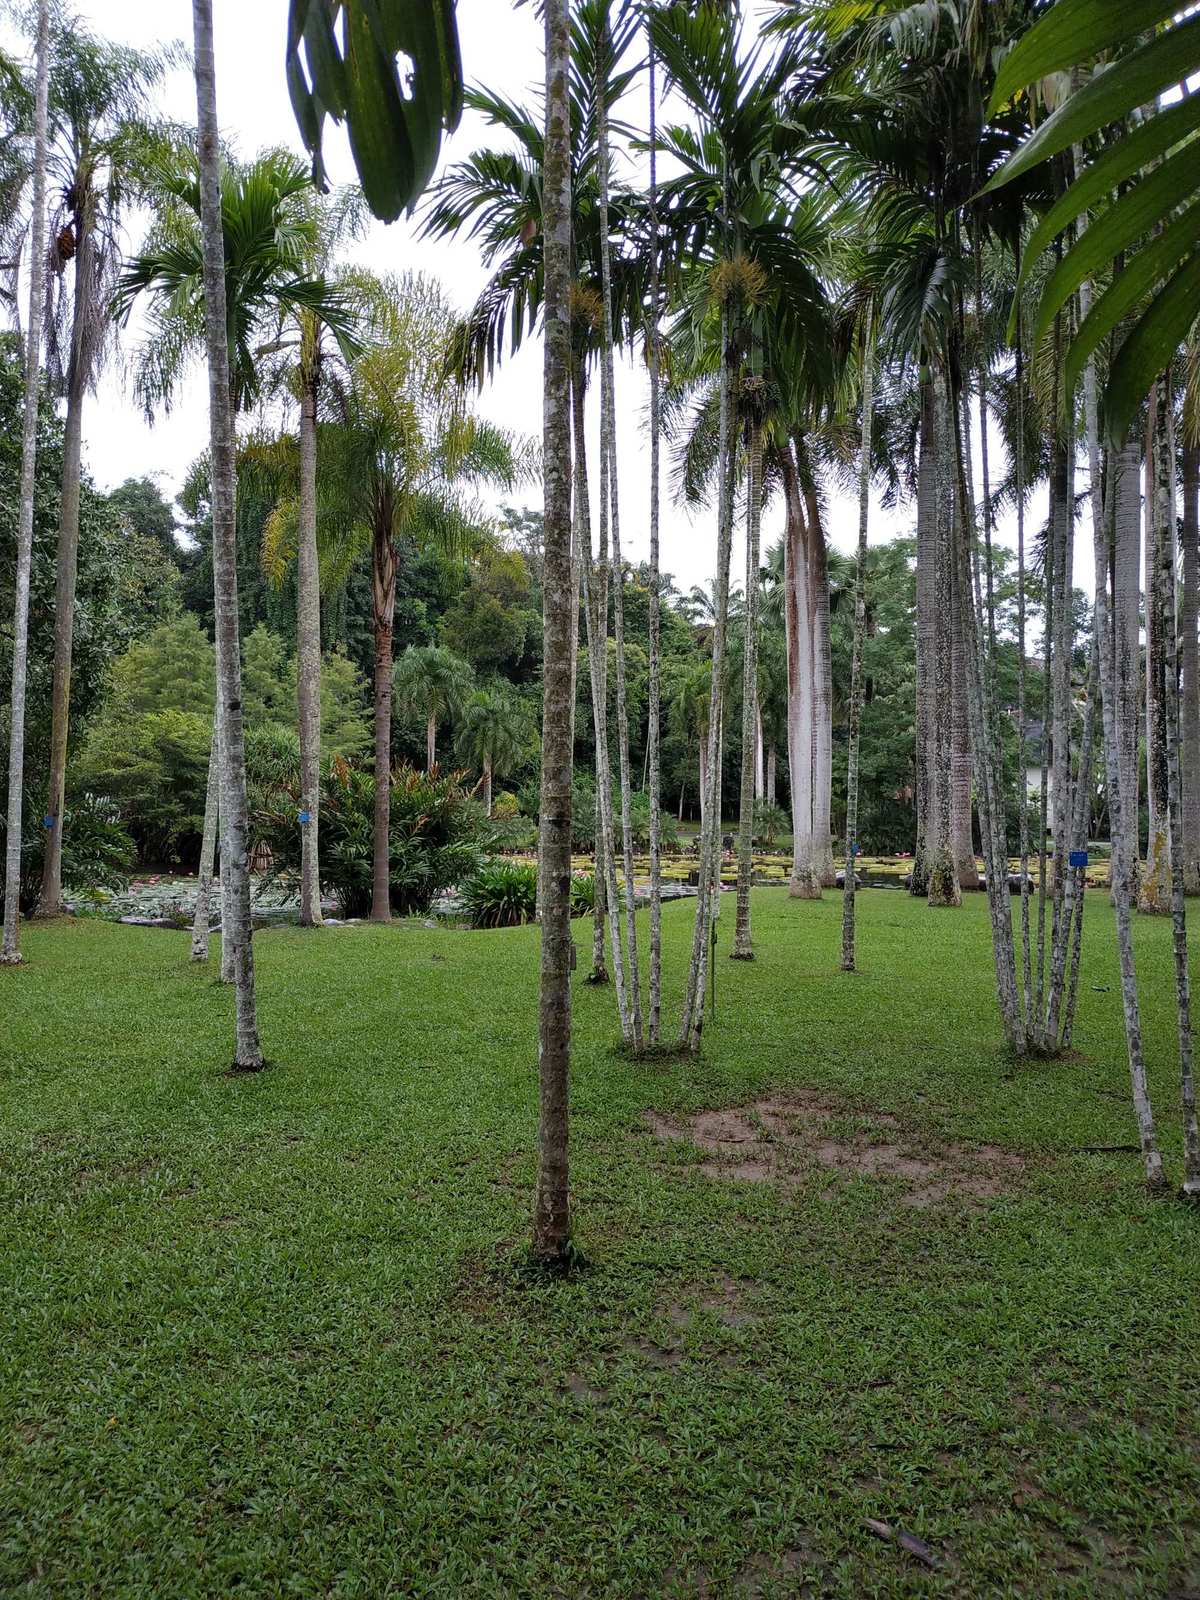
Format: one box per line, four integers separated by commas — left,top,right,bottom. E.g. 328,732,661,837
585,968,610,986
729,949,755,962
522,1239,590,1280
226,1058,271,1076
0,952,25,967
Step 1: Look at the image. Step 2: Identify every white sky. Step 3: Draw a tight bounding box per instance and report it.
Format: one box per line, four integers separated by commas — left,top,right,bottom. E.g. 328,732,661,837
30,0,1074,600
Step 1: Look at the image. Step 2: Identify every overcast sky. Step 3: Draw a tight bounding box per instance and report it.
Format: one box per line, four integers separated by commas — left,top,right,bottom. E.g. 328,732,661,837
26,0,1065,601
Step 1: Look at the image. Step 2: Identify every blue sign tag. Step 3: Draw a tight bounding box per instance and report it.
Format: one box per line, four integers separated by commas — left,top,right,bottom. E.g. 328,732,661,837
42,814,54,829
298,810,312,825
1069,849,1089,869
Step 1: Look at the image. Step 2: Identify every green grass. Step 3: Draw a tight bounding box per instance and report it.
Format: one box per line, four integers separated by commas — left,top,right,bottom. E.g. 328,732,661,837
2,890,1198,1597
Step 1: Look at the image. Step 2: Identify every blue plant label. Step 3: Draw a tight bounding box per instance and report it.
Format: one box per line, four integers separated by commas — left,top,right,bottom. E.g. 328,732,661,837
1069,849,1089,869
43,815,54,829
298,810,312,825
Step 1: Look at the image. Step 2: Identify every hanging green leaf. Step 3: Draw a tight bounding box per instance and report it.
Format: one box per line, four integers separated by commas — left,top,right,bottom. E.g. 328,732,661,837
990,0,1185,112
1103,251,1200,441
286,0,463,223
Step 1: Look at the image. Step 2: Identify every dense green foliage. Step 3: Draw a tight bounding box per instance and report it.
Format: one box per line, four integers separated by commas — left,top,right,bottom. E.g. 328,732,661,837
252,759,482,917
3,895,1197,1594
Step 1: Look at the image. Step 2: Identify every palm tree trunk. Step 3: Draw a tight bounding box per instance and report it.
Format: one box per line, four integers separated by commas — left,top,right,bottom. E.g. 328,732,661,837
1179,437,1200,895
1141,383,1171,915
296,365,323,928
754,699,764,801
1113,436,1142,894
595,45,642,1049
571,367,607,987
928,382,960,909
766,745,776,808
370,528,397,923
37,215,95,916
646,30,663,1041
681,276,735,1049
191,704,221,961
192,0,262,1070
1,0,50,965
781,445,818,899
532,0,574,1266
949,498,977,890
733,421,763,960
483,757,493,818
911,371,938,898
842,301,874,972
1014,310,1033,1030
803,470,835,889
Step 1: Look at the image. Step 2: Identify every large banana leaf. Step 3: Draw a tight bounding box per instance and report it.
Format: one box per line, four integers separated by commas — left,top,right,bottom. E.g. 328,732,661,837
287,0,463,224
986,1,1200,443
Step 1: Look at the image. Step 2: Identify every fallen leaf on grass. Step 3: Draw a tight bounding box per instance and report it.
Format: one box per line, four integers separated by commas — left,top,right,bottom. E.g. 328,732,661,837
864,1518,942,1569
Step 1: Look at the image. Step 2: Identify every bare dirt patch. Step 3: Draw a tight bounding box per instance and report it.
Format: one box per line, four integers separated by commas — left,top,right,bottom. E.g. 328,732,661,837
644,1095,1026,1207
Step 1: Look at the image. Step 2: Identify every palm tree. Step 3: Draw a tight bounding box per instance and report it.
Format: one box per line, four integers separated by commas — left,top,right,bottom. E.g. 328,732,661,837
37,26,176,916
250,186,367,927
652,0,833,1043
190,0,262,1071
533,0,574,1271
1,0,50,966
118,145,359,959
456,688,531,818
394,645,473,771
315,271,524,917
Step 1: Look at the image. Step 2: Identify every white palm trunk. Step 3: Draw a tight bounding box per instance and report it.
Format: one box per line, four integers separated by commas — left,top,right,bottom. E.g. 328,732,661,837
805,481,835,888
38,218,96,916
1080,278,1164,1187
681,288,735,1050
927,382,959,908
842,300,874,972
1112,438,1143,898
191,704,221,962
911,372,938,898
596,54,642,1050
781,447,818,898
1140,384,1171,916
949,510,977,890
193,0,263,1070
296,360,323,927
733,421,763,961
645,31,664,1042
1,0,50,964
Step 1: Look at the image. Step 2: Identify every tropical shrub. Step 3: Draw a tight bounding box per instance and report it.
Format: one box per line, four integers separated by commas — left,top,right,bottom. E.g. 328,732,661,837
753,801,789,850
460,859,538,929
0,793,134,917
251,758,482,918
569,872,596,918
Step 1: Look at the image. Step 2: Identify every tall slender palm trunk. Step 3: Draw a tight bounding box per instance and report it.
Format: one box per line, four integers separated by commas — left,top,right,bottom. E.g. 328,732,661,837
803,471,835,889
842,301,874,972
1112,437,1143,895
1080,282,1164,1186
733,422,763,960
645,33,663,1041
911,372,938,898
1178,437,1200,895
927,382,960,909
1,0,50,964
296,360,323,927
681,288,735,1050
570,368,607,986
192,0,262,1070
595,50,641,1050
532,0,574,1266
370,531,397,923
1141,382,1171,915
38,219,96,916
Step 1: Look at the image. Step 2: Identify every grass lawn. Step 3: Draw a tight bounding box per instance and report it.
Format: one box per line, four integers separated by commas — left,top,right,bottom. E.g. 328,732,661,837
3,890,1198,1597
